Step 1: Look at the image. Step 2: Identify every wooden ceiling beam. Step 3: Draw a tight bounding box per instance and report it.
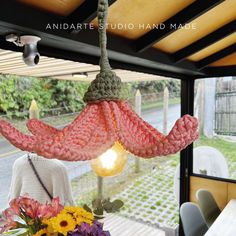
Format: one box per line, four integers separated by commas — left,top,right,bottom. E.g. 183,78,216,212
197,43,236,69
173,20,236,62
135,0,224,52
199,65,236,78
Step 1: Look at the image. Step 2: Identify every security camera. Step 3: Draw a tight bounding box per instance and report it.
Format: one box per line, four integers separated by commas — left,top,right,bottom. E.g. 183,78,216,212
6,34,41,66
20,36,41,66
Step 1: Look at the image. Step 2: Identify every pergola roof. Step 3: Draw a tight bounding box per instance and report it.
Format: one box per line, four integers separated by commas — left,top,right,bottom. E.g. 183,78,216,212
0,0,235,79
0,49,165,82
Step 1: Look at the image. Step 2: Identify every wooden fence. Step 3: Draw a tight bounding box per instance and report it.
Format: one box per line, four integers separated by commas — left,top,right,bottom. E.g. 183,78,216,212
215,80,236,136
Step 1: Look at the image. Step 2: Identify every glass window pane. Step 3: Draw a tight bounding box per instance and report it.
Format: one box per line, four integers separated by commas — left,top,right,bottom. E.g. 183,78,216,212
0,76,181,235
193,77,236,179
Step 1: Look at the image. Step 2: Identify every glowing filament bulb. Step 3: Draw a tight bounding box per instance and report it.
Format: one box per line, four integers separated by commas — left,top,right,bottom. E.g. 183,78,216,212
100,149,117,169
90,142,128,177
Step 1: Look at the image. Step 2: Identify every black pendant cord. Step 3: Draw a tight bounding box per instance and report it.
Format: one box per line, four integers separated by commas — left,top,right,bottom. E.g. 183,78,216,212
27,154,53,200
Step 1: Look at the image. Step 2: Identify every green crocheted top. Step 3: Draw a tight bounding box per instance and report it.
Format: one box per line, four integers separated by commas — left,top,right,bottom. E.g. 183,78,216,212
83,0,125,103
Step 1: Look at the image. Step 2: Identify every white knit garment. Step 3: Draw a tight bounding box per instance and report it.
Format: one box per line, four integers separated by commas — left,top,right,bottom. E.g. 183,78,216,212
8,153,75,206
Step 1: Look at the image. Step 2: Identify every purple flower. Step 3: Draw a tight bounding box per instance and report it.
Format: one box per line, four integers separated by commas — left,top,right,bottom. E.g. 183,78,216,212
81,223,92,234
69,221,110,236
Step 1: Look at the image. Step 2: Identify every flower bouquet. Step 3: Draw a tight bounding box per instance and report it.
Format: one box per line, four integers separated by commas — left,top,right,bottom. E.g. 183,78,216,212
0,196,110,236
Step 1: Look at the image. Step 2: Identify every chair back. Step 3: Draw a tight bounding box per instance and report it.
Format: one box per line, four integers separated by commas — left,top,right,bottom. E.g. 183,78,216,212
196,189,221,227
180,202,208,236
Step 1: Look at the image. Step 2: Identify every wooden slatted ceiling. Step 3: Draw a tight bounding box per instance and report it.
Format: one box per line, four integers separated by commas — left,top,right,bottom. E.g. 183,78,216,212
92,0,236,66
10,0,236,68
188,33,236,61
18,0,85,16
92,0,195,39
210,52,236,67
0,49,165,82
154,0,236,53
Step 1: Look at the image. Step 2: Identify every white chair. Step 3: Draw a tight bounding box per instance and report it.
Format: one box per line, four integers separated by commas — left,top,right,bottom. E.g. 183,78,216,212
180,202,208,236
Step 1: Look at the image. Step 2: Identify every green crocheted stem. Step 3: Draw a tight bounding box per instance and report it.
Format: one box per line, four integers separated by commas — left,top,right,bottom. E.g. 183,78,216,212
83,0,124,103
98,0,111,72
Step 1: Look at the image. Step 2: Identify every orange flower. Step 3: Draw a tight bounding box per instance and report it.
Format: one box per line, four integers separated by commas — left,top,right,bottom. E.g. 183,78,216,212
38,197,63,219
17,196,41,219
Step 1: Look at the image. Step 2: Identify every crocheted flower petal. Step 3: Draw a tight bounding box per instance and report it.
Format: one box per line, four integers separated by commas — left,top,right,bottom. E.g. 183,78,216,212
111,101,165,154
60,101,116,160
27,119,60,137
112,101,198,157
163,114,199,155
26,104,93,139
0,119,36,152
62,103,93,133
32,102,116,161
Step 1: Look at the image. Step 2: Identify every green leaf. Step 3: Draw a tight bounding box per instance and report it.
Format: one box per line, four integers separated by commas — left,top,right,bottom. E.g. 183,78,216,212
102,199,113,213
83,204,92,213
93,207,104,216
110,199,124,212
94,215,104,220
3,228,28,236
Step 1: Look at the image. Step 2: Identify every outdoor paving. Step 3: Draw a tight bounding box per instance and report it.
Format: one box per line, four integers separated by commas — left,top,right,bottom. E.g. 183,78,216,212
114,159,179,235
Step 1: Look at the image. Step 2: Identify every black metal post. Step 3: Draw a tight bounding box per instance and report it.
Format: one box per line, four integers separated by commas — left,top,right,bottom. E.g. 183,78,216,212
179,78,195,236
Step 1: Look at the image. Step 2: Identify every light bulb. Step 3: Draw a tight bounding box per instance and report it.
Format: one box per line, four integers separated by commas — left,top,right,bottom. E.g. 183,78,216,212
100,149,117,169
90,142,128,177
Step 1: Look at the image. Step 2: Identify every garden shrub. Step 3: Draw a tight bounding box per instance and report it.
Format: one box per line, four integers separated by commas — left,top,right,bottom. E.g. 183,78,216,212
0,74,89,118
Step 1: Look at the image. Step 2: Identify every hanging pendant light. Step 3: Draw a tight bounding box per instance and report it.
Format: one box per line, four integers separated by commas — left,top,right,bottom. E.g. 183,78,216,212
0,0,199,163
90,142,128,177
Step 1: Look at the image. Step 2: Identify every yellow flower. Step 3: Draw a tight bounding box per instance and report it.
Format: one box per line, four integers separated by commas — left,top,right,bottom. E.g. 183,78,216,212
62,206,94,224
74,208,94,221
33,228,49,236
42,219,55,234
51,213,76,236
42,219,51,226
61,206,78,215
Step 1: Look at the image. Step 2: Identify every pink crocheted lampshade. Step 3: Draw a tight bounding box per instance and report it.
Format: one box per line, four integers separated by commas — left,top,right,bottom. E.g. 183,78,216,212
0,101,198,161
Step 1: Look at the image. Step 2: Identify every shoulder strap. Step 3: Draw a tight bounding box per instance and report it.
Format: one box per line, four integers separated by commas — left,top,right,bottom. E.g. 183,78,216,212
27,154,53,200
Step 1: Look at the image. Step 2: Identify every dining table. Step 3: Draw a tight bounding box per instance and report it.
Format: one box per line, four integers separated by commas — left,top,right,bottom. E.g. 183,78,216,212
205,199,236,236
